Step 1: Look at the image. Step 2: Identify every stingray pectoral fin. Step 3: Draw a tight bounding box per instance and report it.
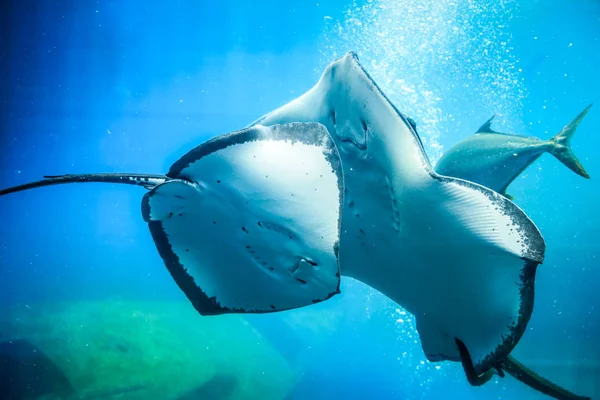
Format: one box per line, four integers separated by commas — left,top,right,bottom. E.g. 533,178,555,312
502,355,591,400
416,315,458,363
418,316,494,385
412,175,544,377
418,319,498,386
454,338,495,386
142,122,343,315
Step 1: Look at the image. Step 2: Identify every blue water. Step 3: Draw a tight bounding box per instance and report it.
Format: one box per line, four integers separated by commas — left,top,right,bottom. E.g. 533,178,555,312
1,1,598,399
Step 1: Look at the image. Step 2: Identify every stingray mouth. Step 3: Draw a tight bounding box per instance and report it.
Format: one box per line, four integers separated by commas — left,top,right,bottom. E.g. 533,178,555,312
289,258,318,274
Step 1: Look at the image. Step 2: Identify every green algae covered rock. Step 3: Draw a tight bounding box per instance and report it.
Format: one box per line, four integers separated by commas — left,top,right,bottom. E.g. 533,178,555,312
0,300,297,399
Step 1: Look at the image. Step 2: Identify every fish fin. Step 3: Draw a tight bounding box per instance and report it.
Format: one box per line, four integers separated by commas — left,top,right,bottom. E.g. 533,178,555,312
417,317,517,387
0,173,167,196
406,116,418,133
411,175,544,375
416,315,460,363
503,192,514,201
475,115,500,134
547,103,592,179
502,355,591,400
454,338,495,386
142,122,343,316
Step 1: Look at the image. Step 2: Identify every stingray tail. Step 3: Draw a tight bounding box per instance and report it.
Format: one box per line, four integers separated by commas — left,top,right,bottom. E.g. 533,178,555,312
547,104,592,179
501,355,591,400
0,173,168,197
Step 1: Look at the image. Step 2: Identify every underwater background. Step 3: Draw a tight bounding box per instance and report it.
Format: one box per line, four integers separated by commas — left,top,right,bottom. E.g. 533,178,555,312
0,0,598,399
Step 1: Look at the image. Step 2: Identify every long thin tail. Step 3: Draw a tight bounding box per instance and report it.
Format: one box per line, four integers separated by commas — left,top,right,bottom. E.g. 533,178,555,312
502,355,591,400
547,103,593,179
0,173,168,197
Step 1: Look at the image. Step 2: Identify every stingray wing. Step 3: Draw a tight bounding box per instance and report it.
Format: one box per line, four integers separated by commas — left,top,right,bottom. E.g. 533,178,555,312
142,122,343,315
248,52,546,376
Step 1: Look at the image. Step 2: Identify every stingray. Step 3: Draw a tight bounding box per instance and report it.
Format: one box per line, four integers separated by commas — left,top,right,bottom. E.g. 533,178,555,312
435,105,592,199
0,52,591,400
